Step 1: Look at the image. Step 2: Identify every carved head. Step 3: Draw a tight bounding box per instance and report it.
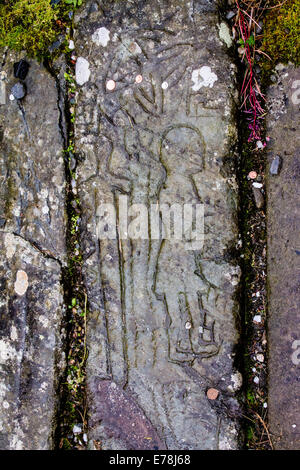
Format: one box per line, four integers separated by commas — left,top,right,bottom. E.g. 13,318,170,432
160,125,205,175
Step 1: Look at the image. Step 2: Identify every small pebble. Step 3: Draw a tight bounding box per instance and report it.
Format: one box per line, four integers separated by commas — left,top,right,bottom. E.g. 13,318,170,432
270,155,281,175
263,402,268,408
254,65,261,74
73,424,82,434
161,81,168,90
185,321,192,330
13,60,30,80
252,187,264,209
253,314,262,323
206,388,219,400
256,353,264,363
135,74,143,84
106,79,116,91
11,82,26,100
226,11,236,20
253,376,259,384
69,40,75,50
248,171,257,179
253,182,263,188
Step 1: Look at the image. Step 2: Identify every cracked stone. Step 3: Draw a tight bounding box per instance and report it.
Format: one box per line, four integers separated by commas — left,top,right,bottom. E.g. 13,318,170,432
0,51,67,450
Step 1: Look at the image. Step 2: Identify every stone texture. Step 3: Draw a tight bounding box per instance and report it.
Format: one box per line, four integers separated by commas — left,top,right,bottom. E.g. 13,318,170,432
266,65,300,450
0,232,65,450
0,51,66,261
0,52,67,449
74,0,241,450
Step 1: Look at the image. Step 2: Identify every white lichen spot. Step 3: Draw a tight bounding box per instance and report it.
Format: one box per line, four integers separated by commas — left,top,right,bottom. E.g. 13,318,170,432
75,57,91,86
40,382,48,392
191,66,218,91
39,316,49,328
218,22,233,48
219,436,233,450
3,400,9,409
11,435,24,450
10,326,18,342
4,233,16,259
14,270,28,296
0,339,17,364
230,371,243,391
92,27,110,47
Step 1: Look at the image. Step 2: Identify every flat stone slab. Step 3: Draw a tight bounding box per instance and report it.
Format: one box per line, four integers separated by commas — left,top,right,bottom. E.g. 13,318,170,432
75,0,242,450
0,52,66,261
0,52,66,449
267,65,300,450
0,232,65,450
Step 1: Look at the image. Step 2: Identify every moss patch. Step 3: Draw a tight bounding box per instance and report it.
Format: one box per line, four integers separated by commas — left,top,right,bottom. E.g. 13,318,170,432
262,0,300,69
0,0,83,58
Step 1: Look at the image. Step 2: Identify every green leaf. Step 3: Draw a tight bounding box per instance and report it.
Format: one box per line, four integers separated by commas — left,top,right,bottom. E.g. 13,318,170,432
246,35,255,46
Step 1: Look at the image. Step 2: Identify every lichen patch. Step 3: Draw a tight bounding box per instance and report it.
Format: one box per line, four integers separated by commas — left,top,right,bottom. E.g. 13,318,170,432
191,66,218,91
92,27,110,47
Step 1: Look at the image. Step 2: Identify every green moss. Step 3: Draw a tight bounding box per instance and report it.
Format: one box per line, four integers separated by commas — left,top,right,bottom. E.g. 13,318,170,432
262,0,300,70
0,0,84,58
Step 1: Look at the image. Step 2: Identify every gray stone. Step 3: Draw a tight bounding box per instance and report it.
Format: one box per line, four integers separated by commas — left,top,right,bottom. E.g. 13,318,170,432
252,186,264,209
74,0,241,450
11,82,26,100
0,51,67,449
267,66,300,450
270,155,281,175
226,11,236,20
0,232,65,450
0,52,67,261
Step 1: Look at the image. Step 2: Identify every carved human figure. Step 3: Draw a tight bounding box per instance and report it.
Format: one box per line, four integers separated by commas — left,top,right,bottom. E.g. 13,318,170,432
154,125,220,363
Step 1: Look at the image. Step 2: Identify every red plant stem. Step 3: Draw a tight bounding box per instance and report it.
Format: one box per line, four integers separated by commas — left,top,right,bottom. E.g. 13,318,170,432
235,0,265,141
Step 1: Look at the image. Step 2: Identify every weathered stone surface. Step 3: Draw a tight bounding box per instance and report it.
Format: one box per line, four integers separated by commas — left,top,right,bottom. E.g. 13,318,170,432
0,232,65,450
0,52,67,449
0,51,66,261
266,65,300,450
75,0,241,450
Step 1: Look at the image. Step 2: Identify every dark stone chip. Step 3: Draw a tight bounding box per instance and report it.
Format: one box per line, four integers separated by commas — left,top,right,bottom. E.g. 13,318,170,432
13,60,30,80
